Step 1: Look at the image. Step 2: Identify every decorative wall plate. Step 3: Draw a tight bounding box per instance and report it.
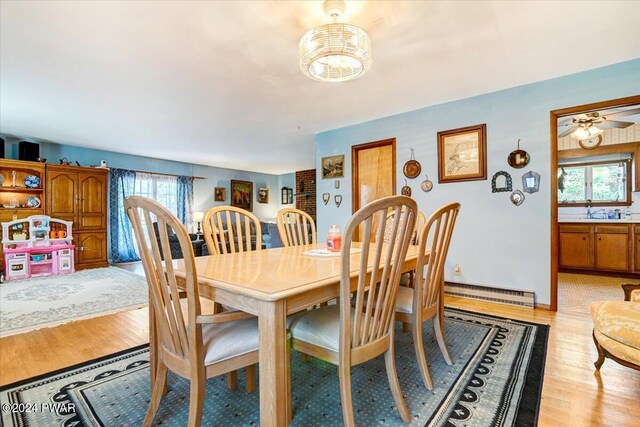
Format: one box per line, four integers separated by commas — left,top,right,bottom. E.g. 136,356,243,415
420,175,433,192
403,148,422,179
491,171,512,193
507,139,530,169
26,196,41,208
510,190,525,206
401,179,412,196
23,175,41,189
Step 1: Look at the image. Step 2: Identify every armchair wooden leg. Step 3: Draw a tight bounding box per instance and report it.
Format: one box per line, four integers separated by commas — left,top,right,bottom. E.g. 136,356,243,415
593,330,606,370
245,364,256,393
187,369,206,427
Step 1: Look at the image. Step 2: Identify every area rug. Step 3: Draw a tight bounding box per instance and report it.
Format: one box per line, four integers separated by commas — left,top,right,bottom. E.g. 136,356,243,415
0,308,548,426
0,267,147,337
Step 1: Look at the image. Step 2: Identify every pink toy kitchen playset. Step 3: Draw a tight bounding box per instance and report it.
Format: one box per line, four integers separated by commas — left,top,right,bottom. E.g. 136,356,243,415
2,215,75,280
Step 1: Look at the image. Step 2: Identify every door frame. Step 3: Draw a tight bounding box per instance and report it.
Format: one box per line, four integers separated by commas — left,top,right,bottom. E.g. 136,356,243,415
351,138,397,214
549,94,640,311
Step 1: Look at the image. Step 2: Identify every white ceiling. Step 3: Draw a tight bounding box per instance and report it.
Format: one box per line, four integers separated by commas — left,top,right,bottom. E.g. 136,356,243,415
1,1,640,175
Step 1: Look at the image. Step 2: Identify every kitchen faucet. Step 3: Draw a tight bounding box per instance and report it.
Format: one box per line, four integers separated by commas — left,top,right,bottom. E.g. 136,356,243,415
589,208,606,219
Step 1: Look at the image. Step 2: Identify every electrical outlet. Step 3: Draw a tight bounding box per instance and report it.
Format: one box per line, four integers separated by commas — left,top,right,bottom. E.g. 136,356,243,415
454,264,461,275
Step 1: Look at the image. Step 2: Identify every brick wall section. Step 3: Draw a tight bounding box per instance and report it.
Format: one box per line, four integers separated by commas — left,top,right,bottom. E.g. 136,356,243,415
296,169,316,221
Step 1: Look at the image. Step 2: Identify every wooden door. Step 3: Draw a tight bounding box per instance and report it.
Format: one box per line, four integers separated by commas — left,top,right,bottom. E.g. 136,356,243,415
559,231,592,269
46,170,78,224
76,232,107,269
635,226,640,272
352,138,396,241
78,172,107,230
595,231,630,271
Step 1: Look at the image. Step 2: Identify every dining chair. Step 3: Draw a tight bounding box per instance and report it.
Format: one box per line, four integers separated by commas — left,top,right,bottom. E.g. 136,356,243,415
395,202,460,390
276,207,317,247
201,205,261,389
125,196,260,427
203,206,262,255
287,195,417,426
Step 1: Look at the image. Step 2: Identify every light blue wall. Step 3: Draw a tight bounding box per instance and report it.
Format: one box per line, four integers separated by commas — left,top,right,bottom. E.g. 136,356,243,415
2,138,293,223
316,58,640,306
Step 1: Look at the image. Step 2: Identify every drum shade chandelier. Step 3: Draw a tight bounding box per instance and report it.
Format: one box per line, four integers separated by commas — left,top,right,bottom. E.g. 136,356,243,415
299,0,372,83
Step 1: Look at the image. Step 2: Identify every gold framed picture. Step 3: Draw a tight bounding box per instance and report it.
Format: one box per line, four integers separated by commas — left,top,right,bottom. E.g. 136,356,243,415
258,187,269,204
214,187,226,202
230,180,253,211
437,124,487,183
321,154,345,179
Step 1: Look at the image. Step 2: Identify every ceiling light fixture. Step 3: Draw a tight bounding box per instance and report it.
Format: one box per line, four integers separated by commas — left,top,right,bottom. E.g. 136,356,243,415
299,0,372,83
571,124,603,140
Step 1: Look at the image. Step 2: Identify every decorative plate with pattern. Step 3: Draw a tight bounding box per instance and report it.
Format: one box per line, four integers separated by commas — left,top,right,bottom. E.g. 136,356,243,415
26,196,41,208
23,175,41,189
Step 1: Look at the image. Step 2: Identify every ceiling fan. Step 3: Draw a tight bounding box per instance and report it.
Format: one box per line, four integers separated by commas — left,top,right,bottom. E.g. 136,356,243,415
558,107,640,149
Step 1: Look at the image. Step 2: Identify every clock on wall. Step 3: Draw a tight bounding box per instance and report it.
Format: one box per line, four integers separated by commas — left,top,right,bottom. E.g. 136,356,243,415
578,134,603,150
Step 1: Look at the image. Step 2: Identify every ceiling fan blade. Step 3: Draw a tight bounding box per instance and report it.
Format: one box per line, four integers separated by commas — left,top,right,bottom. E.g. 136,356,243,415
597,119,635,129
604,107,640,120
558,127,576,138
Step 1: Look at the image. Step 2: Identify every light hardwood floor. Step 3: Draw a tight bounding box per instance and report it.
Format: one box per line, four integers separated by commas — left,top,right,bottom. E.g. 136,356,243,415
1,277,638,426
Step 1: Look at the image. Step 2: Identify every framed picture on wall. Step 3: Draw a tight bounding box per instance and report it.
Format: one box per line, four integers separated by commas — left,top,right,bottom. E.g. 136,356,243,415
231,180,253,211
437,124,487,183
214,187,226,202
321,154,345,179
258,188,269,204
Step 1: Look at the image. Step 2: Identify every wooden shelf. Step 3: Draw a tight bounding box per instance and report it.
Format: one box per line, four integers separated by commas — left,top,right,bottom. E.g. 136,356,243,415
0,187,44,193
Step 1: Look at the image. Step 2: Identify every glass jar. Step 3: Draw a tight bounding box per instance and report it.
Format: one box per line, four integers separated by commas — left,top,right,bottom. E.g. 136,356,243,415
326,225,342,252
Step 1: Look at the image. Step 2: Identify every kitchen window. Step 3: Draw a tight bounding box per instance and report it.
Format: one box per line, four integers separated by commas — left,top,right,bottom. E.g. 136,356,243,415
558,159,632,206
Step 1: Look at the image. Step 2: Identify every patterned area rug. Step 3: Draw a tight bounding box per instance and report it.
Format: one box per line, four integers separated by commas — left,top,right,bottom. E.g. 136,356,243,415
0,267,147,337
558,273,629,313
0,308,548,426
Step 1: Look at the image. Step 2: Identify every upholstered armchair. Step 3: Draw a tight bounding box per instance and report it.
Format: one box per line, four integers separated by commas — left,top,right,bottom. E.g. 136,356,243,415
590,283,640,371
152,222,205,259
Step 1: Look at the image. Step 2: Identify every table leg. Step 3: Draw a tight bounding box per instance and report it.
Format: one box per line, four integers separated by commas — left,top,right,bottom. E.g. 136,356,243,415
258,299,290,426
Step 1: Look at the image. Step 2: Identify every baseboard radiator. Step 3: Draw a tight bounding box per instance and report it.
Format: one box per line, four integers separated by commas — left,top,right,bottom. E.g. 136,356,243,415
445,282,535,308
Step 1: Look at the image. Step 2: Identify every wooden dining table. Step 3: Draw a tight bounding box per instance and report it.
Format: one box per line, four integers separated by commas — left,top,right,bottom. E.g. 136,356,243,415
167,242,422,426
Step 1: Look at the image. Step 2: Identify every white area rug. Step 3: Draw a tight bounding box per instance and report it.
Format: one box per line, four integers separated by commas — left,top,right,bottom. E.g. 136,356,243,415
0,267,148,337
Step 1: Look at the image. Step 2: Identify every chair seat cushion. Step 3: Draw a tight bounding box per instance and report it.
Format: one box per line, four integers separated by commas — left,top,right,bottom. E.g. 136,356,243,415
590,301,640,351
201,317,259,365
288,305,376,352
631,289,640,303
395,286,415,314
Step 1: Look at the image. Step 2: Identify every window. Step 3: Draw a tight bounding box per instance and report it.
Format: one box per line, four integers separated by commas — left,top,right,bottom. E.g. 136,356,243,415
558,159,632,206
134,173,179,216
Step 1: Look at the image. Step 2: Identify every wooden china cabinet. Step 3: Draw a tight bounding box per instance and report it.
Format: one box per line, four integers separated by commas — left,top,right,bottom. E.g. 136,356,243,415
46,164,109,270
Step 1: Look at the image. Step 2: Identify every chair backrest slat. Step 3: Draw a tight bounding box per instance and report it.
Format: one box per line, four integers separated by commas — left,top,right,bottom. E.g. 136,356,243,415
276,208,317,247
340,196,417,354
125,196,202,363
415,203,461,313
203,207,262,255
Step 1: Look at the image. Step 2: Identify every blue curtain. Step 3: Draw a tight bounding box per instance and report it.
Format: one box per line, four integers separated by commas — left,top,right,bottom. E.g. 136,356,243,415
109,167,140,263
177,175,193,226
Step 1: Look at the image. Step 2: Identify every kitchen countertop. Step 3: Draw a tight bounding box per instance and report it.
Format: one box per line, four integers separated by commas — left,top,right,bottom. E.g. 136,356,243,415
558,219,640,224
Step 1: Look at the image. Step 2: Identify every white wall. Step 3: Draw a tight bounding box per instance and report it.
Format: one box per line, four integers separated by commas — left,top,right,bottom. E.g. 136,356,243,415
316,59,640,306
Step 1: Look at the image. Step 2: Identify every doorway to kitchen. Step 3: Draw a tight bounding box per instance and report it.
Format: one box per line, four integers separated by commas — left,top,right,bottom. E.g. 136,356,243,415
550,95,640,313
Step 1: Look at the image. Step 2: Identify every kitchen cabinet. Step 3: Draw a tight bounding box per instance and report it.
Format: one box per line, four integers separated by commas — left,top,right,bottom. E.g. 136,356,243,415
46,165,109,270
559,224,592,269
594,225,631,271
560,222,636,274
